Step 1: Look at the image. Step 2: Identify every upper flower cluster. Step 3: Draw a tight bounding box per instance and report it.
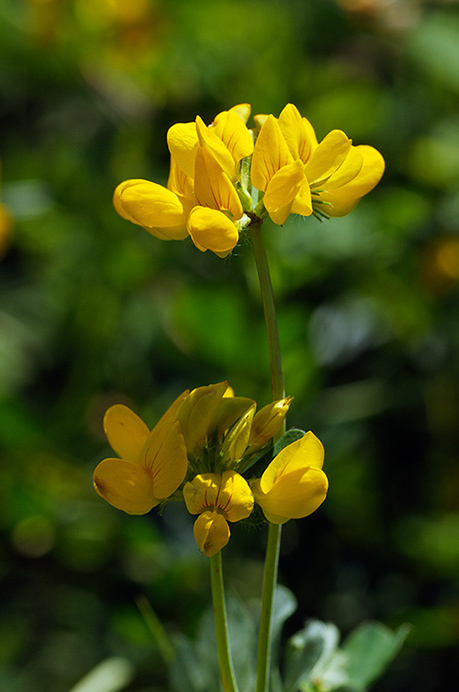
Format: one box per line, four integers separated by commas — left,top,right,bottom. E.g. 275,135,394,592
93,382,328,556
113,103,384,257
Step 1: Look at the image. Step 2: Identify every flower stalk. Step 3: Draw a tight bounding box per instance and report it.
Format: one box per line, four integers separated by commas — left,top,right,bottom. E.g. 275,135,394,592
250,217,285,692
250,218,285,402
210,552,240,692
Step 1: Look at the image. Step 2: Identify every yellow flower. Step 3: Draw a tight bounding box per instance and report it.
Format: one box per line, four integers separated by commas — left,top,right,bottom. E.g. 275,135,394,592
186,143,244,256
251,114,309,224
251,431,328,524
252,103,384,223
183,471,254,556
93,392,189,515
114,104,253,257
167,105,253,183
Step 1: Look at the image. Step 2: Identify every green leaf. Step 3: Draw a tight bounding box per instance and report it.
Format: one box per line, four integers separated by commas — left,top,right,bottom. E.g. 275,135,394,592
271,585,298,649
284,619,341,692
268,586,298,689
68,658,133,692
243,429,306,476
170,591,259,692
223,594,258,692
169,634,209,692
342,621,411,688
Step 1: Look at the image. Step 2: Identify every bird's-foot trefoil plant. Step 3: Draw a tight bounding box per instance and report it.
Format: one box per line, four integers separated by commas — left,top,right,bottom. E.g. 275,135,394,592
94,103,409,692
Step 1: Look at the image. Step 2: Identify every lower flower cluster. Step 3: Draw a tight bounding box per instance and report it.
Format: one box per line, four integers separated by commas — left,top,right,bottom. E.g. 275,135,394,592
93,382,328,556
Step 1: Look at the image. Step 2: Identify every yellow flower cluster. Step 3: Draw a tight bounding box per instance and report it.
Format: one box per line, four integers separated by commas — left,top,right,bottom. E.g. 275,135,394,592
113,103,384,257
93,382,328,557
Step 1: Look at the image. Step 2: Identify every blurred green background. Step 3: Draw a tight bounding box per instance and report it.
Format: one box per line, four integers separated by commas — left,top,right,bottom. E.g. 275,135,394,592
1,0,459,690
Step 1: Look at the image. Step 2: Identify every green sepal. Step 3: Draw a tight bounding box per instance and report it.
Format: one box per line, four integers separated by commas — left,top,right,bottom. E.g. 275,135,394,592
273,428,307,456
235,180,254,212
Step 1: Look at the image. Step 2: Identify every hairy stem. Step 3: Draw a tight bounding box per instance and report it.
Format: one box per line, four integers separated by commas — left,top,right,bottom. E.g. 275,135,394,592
250,219,285,692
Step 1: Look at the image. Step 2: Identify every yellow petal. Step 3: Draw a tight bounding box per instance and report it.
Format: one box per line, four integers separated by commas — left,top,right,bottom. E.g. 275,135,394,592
194,145,243,220
251,115,294,192
212,396,256,438
252,466,328,524
278,103,315,164
211,109,254,163
177,382,229,454
229,103,251,124
113,179,144,221
183,471,254,522
290,177,313,217
103,404,150,464
260,431,325,494
195,116,236,181
193,509,230,557
114,179,190,240
93,458,158,515
321,145,363,190
167,121,199,179
142,418,188,499
318,145,385,217
264,159,305,225
219,470,254,522
187,206,239,256
305,130,352,185
183,473,219,514
162,389,191,422
301,115,319,152
167,155,195,201
253,113,268,131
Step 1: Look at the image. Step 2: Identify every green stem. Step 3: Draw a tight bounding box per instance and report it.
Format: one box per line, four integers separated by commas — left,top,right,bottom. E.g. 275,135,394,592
250,220,285,402
210,552,239,692
256,522,282,692
250,219,285,692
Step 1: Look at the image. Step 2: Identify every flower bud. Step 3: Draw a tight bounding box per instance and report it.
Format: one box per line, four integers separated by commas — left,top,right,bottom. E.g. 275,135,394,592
176,382,229,456
220,403,256,462
248,396,293,451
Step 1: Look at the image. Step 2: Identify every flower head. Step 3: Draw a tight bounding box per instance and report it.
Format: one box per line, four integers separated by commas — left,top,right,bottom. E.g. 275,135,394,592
93,392,189,514
183,470,254,556
248,396,293,453
251,431,328,524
